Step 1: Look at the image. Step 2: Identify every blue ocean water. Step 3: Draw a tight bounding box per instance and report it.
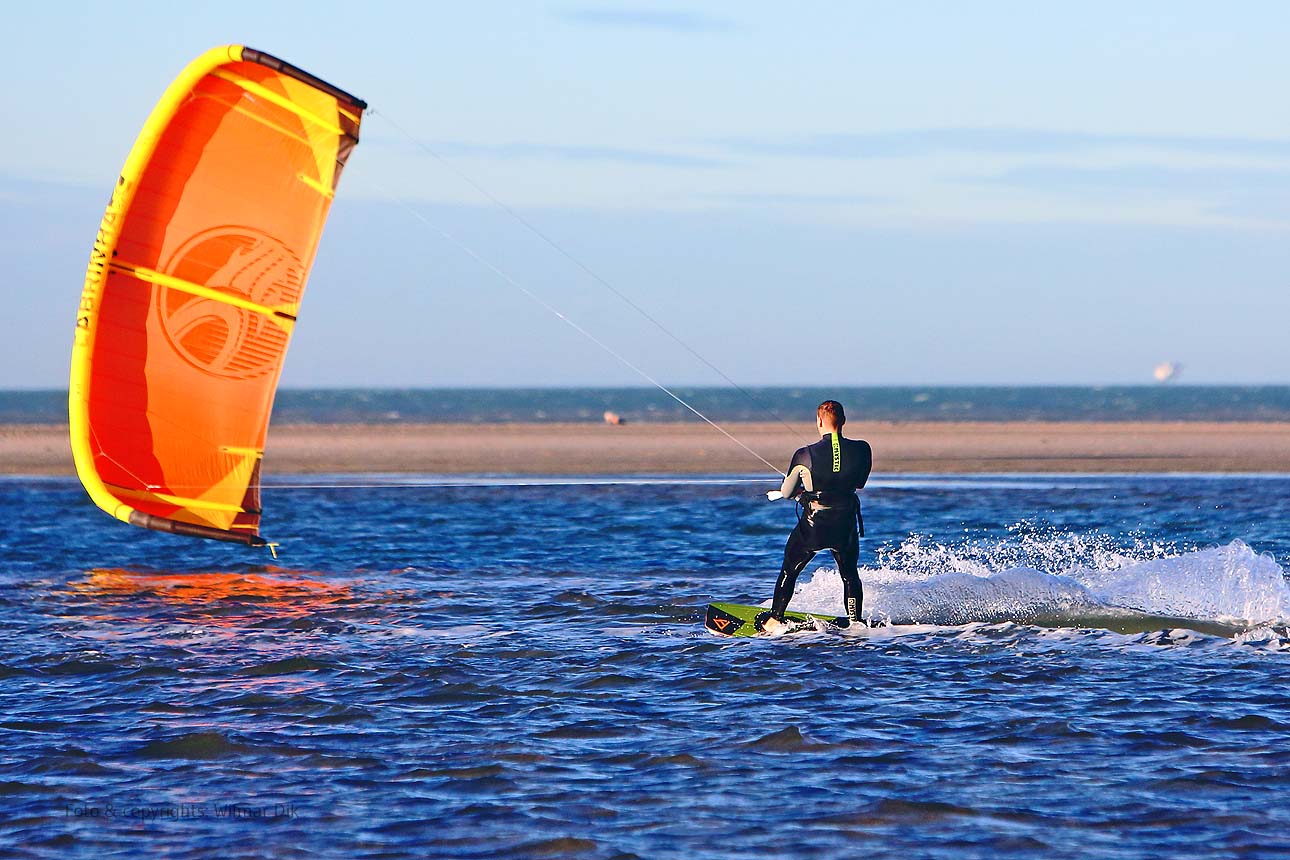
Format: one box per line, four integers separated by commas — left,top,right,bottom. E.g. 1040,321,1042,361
2,473,1290,858
5,385,1290,423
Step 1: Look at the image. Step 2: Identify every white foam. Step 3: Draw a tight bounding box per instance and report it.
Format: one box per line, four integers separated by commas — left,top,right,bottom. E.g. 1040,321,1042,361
1068,540,1289,625
772,538,1290,630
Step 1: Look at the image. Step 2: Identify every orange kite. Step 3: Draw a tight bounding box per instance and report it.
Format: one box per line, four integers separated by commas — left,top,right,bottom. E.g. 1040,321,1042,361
69,46,365,547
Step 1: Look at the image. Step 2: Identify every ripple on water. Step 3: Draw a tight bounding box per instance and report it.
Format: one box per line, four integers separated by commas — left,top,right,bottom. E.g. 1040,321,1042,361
234,656,341,676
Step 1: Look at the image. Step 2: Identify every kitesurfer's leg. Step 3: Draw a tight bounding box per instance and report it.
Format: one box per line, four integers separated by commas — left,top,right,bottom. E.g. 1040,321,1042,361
768,523,815,621
830,529,863,622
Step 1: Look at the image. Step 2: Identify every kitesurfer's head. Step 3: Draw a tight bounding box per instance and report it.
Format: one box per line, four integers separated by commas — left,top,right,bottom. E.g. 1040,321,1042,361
816,400,845,434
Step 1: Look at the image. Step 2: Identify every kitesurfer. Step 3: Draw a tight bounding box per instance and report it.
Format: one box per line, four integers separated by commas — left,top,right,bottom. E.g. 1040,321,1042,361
758,400,871,634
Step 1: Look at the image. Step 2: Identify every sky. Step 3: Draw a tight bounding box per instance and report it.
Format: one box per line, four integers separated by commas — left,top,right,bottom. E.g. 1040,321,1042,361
2,1,1289,388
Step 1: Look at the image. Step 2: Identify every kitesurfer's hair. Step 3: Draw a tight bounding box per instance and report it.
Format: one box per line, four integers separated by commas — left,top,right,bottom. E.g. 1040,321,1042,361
817,400,845,429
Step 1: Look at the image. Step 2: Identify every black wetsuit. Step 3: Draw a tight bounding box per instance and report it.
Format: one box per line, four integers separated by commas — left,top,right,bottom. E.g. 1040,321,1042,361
771,432,872,622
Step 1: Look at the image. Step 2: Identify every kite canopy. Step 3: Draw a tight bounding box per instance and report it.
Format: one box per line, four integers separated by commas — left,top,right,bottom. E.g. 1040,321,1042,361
69,46,365,546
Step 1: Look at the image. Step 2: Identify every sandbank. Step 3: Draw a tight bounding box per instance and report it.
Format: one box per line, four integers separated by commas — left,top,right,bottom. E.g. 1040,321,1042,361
3,421,1289,476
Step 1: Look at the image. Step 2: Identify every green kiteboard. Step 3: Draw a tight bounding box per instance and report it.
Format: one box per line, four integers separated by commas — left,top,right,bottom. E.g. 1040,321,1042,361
704,602,853,637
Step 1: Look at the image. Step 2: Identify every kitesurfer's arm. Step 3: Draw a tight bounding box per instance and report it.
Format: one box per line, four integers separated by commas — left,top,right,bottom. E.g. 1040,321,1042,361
853,440,873,489
767,448,813,501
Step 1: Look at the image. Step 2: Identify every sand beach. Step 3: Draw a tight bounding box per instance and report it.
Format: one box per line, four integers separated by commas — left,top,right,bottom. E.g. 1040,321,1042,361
5,421,1289,475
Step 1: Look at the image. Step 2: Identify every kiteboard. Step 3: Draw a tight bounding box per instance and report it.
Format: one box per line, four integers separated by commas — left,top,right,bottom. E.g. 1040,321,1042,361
705,602,855,637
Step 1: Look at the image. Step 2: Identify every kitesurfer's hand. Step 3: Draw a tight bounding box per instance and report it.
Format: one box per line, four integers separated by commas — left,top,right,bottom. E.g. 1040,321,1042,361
766,490,783,501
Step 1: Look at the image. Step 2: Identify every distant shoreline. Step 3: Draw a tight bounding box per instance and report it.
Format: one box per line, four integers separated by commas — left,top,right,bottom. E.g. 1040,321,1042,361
5,386,1290,425
7,421,1290,475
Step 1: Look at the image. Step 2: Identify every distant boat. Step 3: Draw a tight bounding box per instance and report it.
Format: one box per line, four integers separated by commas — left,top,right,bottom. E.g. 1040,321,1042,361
1153,362,1182,383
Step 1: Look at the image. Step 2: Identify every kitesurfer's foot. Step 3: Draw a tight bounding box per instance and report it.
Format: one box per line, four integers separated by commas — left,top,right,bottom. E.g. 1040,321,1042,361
763,617,792,635
755,611,790,635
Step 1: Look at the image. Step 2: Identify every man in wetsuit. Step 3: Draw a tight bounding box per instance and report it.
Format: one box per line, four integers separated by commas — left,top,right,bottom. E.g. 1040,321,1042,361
758,400,872,634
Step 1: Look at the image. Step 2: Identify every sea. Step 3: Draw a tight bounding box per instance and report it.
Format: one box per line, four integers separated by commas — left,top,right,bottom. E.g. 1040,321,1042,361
4,385,1290,424
2,466,1289,858
3,386,1290,857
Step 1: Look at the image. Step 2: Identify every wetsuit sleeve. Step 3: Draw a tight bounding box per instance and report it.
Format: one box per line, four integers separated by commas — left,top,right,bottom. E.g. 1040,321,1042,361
854,440,872,489
781,447,811,498
779,464,813,499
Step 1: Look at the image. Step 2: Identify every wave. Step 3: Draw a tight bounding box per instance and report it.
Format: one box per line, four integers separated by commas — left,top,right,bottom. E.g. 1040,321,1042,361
779,539,1290,634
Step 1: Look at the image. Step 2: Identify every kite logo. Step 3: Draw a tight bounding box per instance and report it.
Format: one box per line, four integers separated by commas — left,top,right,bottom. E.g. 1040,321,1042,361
157,227,303,381
711,617,732,632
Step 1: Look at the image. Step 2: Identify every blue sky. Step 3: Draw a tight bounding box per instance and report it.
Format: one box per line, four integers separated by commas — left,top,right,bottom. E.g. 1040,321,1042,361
2,1,1289,387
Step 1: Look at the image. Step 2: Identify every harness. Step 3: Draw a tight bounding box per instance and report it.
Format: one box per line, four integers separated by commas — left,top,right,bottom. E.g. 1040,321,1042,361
800,489,858,510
